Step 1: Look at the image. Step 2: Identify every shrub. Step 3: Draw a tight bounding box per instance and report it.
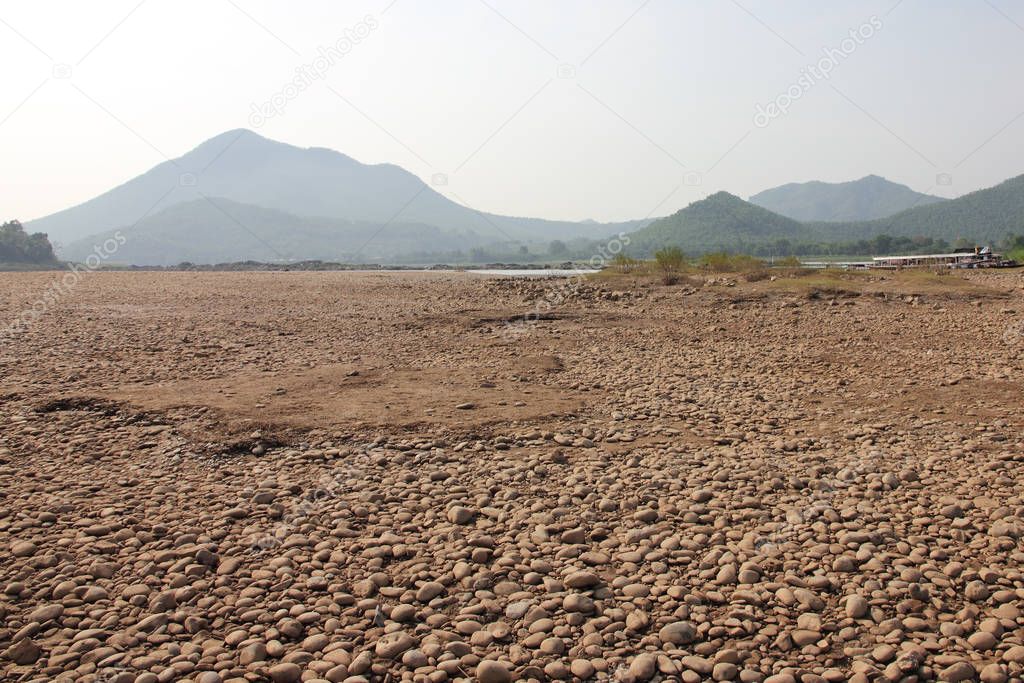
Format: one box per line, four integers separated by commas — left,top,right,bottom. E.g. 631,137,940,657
654,246,686,272
654,246,686,285
699,252,764,273
611,252,642,273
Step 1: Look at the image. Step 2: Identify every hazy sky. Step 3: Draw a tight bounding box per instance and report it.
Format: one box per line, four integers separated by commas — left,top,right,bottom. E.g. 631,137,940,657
4,0,1024,223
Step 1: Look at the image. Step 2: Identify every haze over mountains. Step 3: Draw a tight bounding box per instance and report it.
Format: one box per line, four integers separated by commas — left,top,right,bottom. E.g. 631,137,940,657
59,199,506,266
749,175,946,222
633,174,1024,254
26,130,1024,264
33,130,649,263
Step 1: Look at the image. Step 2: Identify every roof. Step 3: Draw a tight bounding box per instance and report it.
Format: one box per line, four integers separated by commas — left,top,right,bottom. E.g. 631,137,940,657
871,252,994,262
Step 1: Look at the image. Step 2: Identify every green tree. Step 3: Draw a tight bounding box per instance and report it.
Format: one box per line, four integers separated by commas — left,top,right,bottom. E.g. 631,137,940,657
0,220,57,264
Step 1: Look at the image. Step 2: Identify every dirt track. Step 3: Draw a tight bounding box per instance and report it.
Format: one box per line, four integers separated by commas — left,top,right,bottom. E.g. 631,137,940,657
1,269,1023,683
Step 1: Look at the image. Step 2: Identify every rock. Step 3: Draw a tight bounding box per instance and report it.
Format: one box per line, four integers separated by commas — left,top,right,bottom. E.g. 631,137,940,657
27,604,63,623
713,662,739,681
447,506,475,524
980,663,1007,683
240,643,267,665
845,594,869,619
571,659,596,679
10,541,37,557
415,581,445,602
965,580,990,602
791,629,820,646
390,604,416,622
476,660,513,683
267,663,302,683
375,631,415,659
3,639,40,664
563,593,595,613
939,662,976,682
1003,646,1024,663
6,266,1024,683
659,621,697,645
564,571,601,589
629,653,658,681
402,649,427,668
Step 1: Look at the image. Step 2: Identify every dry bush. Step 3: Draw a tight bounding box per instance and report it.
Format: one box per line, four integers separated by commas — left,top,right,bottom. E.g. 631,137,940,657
611,253,642,273
655,247,686,285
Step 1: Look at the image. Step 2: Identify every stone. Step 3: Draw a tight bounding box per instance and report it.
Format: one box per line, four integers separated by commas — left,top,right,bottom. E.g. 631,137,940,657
447,506,475,524
659,621,697,645
267,663,302,683
564,571,601,589
374,632,415,659
629,653,658,681
938,662,977,682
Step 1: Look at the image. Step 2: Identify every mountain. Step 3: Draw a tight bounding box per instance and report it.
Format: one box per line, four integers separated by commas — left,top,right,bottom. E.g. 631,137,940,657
29,129,650,253
59,198,500,266
627,191,812,253
625,173,1024,254
28,129,1024,264
805,173,1024,244
750,175,946,222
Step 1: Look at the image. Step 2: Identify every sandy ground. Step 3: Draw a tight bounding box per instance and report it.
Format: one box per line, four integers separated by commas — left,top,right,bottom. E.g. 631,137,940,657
0,269,1023,683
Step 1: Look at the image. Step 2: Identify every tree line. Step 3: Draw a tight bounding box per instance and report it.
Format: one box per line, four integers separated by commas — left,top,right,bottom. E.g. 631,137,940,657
710,234,1024,259
0,220,58,264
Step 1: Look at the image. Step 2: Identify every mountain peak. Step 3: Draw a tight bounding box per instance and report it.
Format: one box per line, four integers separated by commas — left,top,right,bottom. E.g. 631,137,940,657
750,176,945,222
628,192,807,253
188,129,270,153
27,130,650,258
703,190,744,203
182,129,285,162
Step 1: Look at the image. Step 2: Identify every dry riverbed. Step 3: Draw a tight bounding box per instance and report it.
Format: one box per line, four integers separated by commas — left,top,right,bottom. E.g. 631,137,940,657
1,269,1023,683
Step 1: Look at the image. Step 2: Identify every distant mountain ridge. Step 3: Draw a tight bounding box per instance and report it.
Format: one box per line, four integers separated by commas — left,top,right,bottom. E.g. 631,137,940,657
628,174,1024,254
26,129,1024,264
59,198,502,266
750,175,946,222
29,130,650,256
807,173,1024,244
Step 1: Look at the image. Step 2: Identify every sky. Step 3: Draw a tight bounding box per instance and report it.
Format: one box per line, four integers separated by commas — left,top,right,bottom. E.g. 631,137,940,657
3,0,1024,224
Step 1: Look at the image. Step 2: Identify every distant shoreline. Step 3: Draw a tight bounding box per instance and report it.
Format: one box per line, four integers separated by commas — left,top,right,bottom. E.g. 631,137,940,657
0,260,599,273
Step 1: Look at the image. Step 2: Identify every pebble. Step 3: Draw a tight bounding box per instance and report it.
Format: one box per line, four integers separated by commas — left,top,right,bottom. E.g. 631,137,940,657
476,660,513,683
2,270,1022,683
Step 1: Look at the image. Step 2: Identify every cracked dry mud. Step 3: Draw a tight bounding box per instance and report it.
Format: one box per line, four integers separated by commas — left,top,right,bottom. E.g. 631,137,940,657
1,269,1023,683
